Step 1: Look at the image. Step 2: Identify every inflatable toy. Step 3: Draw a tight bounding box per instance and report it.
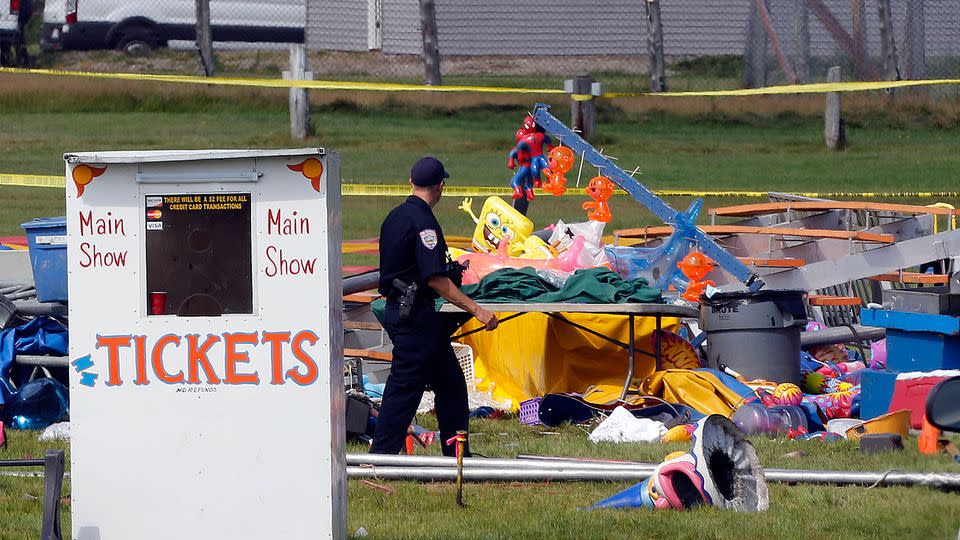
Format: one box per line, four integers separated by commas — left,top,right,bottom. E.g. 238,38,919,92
605,199,702,290
548,219,610,268
507,115,553,202
660,423,695,444
676,251,716,302
542,146,575,196
460,196,539,256
731,402,808,436
770,383,803,406
582,175,614,222
802,386,859,420
591,415,768,511
653,330,702,370
787,428,843,441
869,339,886,369
457,235,589,285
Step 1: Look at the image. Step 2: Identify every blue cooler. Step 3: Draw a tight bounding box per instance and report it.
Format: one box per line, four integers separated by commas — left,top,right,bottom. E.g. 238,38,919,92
21,217,68,303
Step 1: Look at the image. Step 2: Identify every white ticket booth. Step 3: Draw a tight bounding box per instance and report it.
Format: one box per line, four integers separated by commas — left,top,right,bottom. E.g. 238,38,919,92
65,149,346,540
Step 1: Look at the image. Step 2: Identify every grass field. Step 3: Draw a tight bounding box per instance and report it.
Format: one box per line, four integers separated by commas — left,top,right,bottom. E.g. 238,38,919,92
2,418,959,540
3,84,960,266
1,75,959,538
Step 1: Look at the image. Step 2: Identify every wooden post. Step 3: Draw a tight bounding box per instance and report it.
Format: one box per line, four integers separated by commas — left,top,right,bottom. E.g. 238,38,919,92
805,0,880,80
754,0,799,84
825,66,846,150
876,0,901,81
644,0,667,92
851,0,866,76
195,0,214,76
792,0,810,83
905,0,926,80
419,0,442,86
742,0,768,88
286,45,312,141
571,74,596,141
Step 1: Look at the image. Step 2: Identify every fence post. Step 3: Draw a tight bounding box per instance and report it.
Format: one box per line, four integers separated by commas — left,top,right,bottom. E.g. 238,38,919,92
851,0,866,74
876,0,901,81
419,0,442,86
570,74,597,141
825,66,846,151
904,0,926,80
284,45,313,141
195,0,214,76
753,0,798,84
791,0,810,83
742,0,768,88
643,0,667,92
39,450,65,540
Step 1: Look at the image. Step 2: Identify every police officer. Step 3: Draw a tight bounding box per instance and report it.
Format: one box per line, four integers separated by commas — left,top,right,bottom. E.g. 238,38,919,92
371,156,499,457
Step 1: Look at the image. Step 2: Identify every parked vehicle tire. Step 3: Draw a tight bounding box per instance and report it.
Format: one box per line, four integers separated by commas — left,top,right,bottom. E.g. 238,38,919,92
115,24,157,56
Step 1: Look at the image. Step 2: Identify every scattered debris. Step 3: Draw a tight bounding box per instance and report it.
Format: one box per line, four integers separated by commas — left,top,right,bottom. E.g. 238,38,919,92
360,480,395,494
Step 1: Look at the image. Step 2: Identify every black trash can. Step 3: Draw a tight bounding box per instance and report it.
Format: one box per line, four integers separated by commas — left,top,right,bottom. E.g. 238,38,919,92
700,289,807,384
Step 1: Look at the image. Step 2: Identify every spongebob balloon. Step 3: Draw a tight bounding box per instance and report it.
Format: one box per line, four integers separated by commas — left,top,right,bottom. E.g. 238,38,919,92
459,196,553,258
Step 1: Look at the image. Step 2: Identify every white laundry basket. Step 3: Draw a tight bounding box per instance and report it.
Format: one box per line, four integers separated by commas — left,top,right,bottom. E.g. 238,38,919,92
451,342,475,389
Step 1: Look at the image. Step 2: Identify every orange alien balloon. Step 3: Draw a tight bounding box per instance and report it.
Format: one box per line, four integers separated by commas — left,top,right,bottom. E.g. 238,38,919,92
541,146,575,196
582,176,615,222
677,251,717,302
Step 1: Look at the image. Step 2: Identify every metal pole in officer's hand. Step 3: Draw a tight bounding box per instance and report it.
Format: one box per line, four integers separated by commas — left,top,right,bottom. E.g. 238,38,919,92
447,431,468,507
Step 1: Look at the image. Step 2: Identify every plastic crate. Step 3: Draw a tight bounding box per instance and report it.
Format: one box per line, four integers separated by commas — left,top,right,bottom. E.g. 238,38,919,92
519,397,543,425
21,217,68,303
451,342,475,388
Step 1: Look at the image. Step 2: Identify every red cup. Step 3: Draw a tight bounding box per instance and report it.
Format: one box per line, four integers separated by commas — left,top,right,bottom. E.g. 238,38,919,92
149,292,167,315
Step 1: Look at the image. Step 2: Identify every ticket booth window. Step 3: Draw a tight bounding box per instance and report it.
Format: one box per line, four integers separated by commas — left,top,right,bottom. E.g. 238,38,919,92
144,193,253,316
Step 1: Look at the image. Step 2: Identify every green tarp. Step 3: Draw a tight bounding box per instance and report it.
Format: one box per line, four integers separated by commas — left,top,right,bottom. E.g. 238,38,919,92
371,268,663,323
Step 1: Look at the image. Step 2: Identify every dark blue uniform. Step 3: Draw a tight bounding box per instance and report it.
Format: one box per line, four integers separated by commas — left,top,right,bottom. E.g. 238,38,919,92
371,195,469,457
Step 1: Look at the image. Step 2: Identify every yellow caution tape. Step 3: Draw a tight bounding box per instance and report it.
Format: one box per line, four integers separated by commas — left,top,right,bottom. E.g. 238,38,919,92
3,66,960,97
605,78,960,98
3,172,957,199
0,173,65,188
0,67,565,95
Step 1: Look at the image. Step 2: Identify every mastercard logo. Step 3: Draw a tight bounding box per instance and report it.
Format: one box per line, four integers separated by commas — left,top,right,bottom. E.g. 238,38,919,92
146,209,162,220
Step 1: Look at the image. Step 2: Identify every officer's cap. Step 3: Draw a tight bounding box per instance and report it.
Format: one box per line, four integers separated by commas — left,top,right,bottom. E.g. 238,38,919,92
410,156,450,186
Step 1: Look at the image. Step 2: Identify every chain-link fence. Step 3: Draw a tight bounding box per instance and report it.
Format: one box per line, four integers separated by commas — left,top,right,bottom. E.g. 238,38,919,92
740,0,960,87
12,0,960,92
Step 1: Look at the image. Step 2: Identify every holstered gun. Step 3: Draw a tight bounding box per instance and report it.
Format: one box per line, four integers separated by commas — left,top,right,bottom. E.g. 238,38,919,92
392,278,418,321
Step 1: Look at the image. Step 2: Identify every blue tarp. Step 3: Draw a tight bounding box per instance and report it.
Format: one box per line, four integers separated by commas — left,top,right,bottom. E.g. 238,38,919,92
0,317,68,404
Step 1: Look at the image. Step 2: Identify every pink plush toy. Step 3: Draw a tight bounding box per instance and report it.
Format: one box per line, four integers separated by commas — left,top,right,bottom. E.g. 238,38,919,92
457,235,589,285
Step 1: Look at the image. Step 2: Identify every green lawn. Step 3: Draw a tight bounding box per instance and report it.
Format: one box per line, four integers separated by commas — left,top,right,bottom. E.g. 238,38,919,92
7,105,960,192
3,419,959,540
3,98,960,260
1,83,960,538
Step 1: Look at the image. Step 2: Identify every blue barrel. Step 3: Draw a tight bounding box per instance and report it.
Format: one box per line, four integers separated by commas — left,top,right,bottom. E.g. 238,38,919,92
21,217,68,303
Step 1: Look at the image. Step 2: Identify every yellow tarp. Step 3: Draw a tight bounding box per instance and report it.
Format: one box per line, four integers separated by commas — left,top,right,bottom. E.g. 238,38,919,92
528,369,746,417
458,312,680,409
639,369,746,416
